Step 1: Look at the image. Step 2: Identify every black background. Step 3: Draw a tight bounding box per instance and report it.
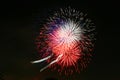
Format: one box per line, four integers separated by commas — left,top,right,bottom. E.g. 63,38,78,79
0,0,120,80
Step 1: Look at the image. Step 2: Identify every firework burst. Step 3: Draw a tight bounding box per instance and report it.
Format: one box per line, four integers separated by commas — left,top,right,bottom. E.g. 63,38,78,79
31,7,96,75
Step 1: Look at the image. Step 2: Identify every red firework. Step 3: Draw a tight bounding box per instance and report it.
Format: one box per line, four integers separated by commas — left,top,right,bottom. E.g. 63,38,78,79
31,7,95,75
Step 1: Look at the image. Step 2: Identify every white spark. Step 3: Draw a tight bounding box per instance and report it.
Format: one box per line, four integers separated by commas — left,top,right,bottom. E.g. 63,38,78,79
31,54,52,64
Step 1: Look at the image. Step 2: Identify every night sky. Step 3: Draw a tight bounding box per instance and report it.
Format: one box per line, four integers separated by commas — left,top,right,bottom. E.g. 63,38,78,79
0,0,120,80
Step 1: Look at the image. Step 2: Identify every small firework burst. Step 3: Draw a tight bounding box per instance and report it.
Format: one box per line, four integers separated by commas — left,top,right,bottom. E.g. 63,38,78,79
31,7,96,75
